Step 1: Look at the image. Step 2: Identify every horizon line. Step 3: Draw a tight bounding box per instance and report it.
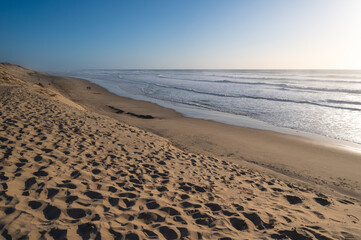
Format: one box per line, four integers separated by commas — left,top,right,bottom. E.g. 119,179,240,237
2,62,361,72
55,68,361,72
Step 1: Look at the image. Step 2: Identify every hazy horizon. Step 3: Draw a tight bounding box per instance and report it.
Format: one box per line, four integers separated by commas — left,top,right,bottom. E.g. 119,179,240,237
1,0,361,71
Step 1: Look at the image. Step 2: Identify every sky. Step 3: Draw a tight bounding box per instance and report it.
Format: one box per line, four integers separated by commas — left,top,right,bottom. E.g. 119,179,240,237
1,0,361,70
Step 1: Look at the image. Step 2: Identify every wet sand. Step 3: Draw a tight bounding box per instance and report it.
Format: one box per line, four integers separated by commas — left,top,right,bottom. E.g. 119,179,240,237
1,63,361,239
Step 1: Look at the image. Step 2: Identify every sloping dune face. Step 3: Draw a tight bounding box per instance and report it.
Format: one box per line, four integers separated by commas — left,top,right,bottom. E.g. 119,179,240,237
0,66,360,239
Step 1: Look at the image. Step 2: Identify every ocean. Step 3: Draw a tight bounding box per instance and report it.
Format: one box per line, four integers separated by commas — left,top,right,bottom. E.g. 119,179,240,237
60,70,361,146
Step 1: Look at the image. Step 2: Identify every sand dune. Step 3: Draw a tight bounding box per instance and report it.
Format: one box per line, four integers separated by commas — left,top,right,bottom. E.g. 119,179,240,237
0,63,361,239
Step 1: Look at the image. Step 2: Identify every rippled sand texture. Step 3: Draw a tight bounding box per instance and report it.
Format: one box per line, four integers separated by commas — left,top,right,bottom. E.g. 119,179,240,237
0,64,360,239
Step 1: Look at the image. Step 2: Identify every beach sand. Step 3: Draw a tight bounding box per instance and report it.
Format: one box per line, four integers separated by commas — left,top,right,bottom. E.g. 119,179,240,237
1,63,360,239
24,65,361,199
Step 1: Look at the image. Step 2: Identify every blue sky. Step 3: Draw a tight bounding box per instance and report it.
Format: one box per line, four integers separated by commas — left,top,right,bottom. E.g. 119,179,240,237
1,0,360,70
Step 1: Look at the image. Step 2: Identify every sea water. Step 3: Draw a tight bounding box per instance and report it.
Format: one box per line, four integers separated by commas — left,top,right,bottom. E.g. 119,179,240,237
60,70,361,145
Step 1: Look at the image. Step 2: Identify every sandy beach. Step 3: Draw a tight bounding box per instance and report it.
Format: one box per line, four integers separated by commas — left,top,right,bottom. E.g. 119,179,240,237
35,67,361,199
1,63,361,239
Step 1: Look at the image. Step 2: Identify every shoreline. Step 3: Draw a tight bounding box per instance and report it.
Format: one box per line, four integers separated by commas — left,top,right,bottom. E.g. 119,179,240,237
83,81,361,153
58,70,361,151
38,71,361,199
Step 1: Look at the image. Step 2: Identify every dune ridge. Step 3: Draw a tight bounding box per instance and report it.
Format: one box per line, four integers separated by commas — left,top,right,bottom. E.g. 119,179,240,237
0,64,360,239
